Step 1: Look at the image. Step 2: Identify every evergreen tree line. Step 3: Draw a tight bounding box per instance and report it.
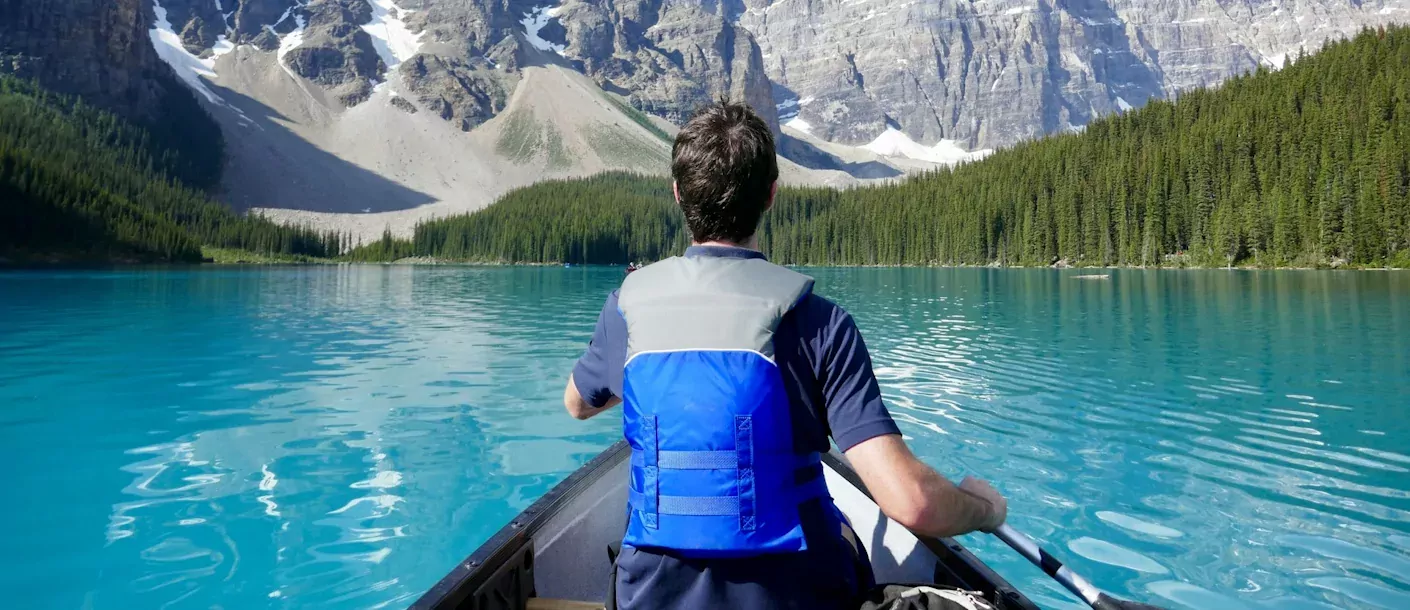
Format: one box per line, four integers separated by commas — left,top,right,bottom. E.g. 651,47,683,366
350,26,1410,268
0,74,343,262
345,174,687,264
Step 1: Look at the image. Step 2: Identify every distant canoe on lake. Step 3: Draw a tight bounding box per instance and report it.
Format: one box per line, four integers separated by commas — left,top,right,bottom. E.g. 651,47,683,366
1073,274,1111,280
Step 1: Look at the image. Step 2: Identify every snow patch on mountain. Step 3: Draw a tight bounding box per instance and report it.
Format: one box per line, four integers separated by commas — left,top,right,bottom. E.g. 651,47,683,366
149,0,234,104
1116,96,1133,111
269,2,299,30
277,14,307,79
862,128,991,165
262,1,310,81
522,5,567,53
776,98,800,120
784,117,813,134
363,0,425,70
214,0,233,31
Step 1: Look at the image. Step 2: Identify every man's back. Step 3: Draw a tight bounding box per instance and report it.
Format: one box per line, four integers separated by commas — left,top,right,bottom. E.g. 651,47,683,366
572,246,898,608
562,100,1005,609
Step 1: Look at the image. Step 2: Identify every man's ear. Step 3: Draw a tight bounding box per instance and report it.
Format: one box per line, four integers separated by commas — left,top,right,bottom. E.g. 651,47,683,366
673,181,681,205
765,181,778,211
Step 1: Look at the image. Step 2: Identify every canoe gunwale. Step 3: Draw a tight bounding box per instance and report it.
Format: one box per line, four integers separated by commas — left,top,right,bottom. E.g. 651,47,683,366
414,441,1040,610
820,451,1040,610
410,441,633,610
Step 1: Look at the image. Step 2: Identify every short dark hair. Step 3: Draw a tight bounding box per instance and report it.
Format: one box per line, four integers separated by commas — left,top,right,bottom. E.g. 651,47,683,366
671,99,779,243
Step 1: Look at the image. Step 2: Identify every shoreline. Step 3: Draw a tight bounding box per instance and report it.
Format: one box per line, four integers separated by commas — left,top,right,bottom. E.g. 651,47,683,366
8,262,1402,271
5,251,1406,272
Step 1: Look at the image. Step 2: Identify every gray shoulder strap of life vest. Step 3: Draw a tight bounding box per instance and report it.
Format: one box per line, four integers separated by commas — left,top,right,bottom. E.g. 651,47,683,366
618,256,814,361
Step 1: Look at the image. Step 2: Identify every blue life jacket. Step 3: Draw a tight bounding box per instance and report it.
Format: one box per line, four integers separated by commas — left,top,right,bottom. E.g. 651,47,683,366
617,255,839,558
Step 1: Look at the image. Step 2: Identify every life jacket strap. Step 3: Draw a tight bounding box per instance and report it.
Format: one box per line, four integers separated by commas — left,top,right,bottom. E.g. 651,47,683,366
630,451,822,471
628,490,741,516
627,481,830,518
628,445,829,521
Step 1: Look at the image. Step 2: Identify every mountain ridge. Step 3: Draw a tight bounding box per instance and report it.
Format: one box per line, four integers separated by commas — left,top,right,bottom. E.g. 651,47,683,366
3,0,1407,241
344,26,1410,269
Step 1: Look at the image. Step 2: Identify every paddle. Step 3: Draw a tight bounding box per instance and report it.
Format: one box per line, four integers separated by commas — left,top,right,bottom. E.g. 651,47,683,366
992,524,1166,610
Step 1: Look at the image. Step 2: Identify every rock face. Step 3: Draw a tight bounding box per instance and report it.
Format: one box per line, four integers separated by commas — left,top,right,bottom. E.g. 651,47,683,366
285,0,382,104
0,0,178,121
392,0,525,132
144,0,777,132
736,0,1410,149
152,0,386,105
403,54,515,130
6,0,1404,242
142,0,526,127
7,0,1405,185
553,0,779,134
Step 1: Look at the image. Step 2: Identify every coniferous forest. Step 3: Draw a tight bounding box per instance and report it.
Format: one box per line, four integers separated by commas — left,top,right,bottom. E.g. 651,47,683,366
351,26,1410,268
0,75,344,263
343,174,686,263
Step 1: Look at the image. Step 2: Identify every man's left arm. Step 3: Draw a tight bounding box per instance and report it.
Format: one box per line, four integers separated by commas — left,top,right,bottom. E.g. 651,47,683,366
564,291,627,420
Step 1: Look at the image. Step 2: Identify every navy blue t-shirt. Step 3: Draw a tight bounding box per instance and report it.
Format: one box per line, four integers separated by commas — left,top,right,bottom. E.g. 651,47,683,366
572,245,900,610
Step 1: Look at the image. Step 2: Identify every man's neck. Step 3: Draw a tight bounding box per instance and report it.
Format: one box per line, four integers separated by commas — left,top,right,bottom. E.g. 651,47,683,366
693,238,759,251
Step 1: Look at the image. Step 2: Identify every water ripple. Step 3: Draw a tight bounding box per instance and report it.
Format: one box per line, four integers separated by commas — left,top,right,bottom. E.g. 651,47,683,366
1,267,1408,609
813,268,1410,610
0,267,621,609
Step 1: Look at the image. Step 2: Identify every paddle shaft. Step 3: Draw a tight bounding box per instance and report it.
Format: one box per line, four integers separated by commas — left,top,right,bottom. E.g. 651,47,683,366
992,524,1105,608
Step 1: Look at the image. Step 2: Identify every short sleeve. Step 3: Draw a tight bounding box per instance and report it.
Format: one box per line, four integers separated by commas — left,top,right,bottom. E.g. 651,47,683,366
815,301,900,451
572,291,627,407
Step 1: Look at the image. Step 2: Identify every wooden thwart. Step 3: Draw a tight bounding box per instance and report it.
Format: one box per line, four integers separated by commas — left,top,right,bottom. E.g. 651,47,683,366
525,599,605,610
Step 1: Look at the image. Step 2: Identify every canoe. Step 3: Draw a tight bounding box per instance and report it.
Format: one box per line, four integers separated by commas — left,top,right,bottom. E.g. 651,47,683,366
412,441,1041,610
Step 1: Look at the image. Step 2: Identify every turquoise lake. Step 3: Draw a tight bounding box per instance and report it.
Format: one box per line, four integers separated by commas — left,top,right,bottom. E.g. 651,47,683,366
1,267,1407,609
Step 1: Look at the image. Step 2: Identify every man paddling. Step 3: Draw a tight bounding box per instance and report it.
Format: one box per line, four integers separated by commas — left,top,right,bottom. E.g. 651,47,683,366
564,100,1008,610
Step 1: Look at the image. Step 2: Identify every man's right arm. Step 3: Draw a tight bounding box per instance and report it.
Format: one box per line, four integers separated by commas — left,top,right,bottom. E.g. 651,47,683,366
844,434,1006,538
811,298,1005,538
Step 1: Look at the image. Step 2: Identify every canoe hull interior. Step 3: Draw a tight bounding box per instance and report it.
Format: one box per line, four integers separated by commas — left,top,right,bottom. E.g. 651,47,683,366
413,441,1038,610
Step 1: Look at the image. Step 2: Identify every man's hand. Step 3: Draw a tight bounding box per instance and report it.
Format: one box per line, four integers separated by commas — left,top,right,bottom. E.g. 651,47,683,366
844,434,1008,538
958,476,1007,533
563,373,620,420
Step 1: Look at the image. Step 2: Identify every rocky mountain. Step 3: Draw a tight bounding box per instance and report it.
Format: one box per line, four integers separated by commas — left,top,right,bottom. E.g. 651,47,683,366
135,0,777,131
0,0,227,187
551,0,778,134
3,0,1406,240
740,0,1410,150
0,0,189,122
118,0,855,239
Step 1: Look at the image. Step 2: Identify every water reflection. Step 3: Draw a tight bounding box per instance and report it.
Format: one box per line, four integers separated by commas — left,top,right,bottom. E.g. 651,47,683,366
0,267,1407,609
0,267,621,609
811,268,1410,609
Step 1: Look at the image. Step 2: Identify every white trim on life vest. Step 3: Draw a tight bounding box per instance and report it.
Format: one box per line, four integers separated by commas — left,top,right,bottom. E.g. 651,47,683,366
625,348,775,367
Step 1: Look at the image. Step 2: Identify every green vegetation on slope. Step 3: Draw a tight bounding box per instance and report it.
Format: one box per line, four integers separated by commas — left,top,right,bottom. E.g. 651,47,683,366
353,27,1410,268
346,173,684,263
1,143,202,262
342,228,416,262
201,246,332,264
819,25,1410,268
0,75,346,263
496,109,543,165
585,124,670,169
604,93,674,144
